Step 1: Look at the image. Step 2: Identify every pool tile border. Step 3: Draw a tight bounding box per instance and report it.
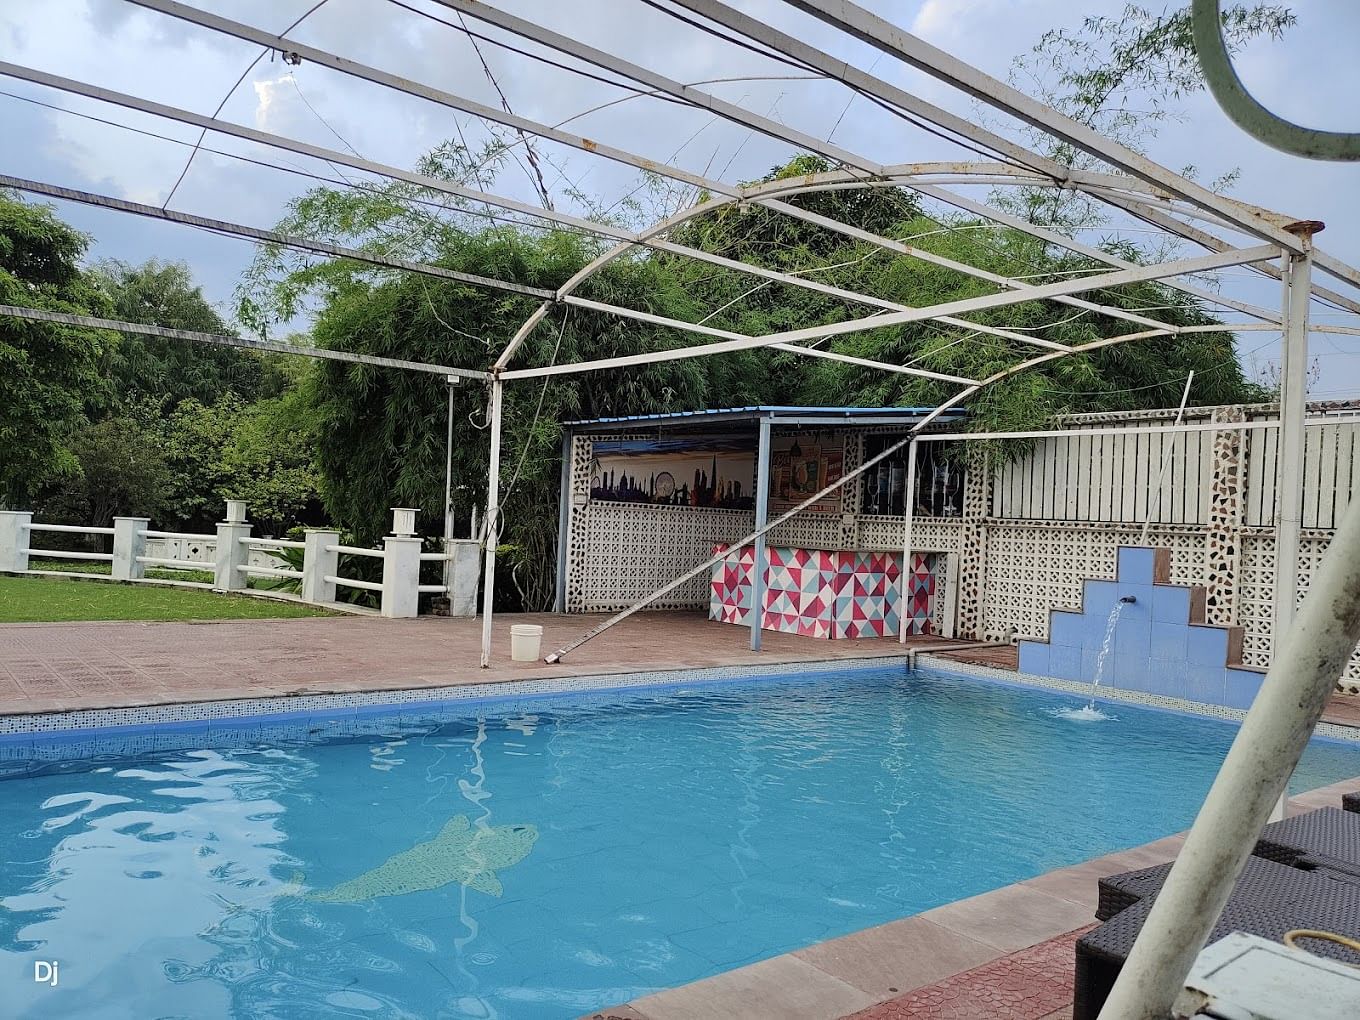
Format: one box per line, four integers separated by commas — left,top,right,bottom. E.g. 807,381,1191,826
4,651,1357,758
918,654,1360,743
0,655,906,739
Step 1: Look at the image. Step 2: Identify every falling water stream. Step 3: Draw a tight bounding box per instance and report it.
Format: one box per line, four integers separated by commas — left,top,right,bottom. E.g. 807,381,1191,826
1055,597,1133,722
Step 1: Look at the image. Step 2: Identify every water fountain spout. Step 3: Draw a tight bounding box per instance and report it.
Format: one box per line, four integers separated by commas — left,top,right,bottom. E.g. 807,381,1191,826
1119,594,1137,604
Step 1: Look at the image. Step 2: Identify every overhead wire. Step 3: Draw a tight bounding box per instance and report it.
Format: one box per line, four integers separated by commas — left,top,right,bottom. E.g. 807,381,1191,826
160,0,331,209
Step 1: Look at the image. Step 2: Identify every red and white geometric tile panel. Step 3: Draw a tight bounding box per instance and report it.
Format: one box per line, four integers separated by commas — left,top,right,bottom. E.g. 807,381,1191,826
710,544,936,639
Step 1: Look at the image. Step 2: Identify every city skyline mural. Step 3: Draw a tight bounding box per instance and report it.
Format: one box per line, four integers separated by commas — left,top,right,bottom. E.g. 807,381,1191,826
590,437,756,510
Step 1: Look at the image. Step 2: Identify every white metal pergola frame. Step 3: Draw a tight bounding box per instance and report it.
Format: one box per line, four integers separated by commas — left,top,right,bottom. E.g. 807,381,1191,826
5,4,1360,1015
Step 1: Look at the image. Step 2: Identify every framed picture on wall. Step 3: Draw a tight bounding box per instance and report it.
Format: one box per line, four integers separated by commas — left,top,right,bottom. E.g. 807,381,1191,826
770,438,843,513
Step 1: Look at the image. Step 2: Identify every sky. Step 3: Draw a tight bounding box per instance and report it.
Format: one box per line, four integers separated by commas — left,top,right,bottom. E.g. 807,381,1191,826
2,0,1359,398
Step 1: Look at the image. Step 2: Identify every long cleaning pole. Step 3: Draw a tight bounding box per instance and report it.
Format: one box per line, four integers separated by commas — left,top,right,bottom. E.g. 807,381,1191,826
444,376,456,595
479,379,504,668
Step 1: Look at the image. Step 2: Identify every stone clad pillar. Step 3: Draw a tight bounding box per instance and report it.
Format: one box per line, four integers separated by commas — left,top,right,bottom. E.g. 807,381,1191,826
1203,406,1246,626
956,448,992,639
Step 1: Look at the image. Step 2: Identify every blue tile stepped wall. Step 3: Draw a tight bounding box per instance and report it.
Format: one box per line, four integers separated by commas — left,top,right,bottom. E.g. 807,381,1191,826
1017,546,1265,709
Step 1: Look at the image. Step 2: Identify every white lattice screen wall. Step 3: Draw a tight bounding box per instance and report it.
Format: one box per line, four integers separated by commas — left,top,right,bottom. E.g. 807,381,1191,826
979,522,1208,642
567,502,753,612
856,515,964,555
1238,531,1360,689
767,511,843,550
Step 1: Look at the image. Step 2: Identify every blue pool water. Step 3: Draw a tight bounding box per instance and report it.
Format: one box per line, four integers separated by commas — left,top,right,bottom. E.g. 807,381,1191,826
2,665,1360,1019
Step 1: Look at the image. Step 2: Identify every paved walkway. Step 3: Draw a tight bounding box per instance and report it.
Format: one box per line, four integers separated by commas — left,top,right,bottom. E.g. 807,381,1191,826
0,612,979,716
589,775,1360,1020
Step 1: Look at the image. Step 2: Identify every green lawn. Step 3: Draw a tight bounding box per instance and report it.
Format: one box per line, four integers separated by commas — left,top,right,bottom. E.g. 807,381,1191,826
0,574,333,623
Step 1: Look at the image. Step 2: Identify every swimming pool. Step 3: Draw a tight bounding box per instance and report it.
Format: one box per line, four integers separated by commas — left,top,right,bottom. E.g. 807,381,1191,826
2,665,1358,1019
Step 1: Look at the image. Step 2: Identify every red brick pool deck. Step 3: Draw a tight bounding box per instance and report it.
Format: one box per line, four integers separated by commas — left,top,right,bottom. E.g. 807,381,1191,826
0,610,993,716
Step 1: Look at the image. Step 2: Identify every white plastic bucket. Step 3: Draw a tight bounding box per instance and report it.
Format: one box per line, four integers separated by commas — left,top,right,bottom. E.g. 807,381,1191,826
510,624,544,662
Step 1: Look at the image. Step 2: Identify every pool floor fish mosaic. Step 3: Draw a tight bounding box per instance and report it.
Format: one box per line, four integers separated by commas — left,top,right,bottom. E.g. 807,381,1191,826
308,815,538,902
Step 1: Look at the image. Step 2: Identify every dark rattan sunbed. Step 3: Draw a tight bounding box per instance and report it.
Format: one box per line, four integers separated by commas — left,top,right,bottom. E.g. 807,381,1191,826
1252,806,1360,875
1097,806,1360,921
1343,790,1359,814
1075,856,1360,1020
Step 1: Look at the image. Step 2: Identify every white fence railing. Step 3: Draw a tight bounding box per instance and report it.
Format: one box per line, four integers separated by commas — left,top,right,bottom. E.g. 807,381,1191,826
0,504,480,619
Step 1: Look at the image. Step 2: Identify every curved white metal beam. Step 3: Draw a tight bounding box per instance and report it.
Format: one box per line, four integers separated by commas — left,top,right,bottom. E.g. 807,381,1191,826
504,244,1277,380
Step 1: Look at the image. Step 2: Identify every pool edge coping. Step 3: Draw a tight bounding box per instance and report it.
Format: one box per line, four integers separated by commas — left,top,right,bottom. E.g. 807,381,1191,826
4,650,1358,746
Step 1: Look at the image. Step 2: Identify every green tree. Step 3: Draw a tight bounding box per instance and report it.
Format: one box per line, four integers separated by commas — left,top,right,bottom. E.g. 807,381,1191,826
219,385,323,535
0,193,113,506
93,258,262,409
666,158,1263,431
1002,2,1295,229
37,415,170,531
158,396,241,530
296,227,766,609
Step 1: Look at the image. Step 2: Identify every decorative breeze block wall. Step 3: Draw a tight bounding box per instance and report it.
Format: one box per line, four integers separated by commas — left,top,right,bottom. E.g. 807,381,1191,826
1017,546,1263,709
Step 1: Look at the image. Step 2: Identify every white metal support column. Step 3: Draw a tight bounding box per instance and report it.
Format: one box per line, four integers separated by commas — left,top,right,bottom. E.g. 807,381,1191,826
479,379,505,668
898,440,919,643
443,376,457,595
1098,225,1326,1020
1268,233,1316,821
1273,241,1315,655
750,417,773,652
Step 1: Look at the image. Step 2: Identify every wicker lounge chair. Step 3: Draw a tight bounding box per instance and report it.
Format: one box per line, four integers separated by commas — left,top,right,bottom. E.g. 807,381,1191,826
1253,806,1360,878
1096,807,1360,921
1075,856,1360,1020
1343,790,1359,814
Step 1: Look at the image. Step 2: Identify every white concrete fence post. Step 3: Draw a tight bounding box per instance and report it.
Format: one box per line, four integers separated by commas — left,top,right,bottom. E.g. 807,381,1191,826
0,511,32,572
382,507,421,618
112,516,148,581
302,528,340,604
214,501,251,591
446,539,480,617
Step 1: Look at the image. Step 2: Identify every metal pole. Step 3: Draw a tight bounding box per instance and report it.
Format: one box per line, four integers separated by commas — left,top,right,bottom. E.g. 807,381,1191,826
1099,232,1323,1020
1274,249,1312,647
553,431,572,615
1097,468,1360,1019
898,440,919,643
1269,238,1316,821
478,379,504,669
750,418,773,651
443,376,456,595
